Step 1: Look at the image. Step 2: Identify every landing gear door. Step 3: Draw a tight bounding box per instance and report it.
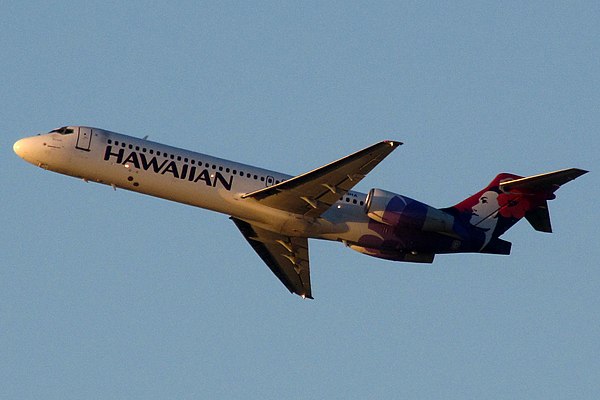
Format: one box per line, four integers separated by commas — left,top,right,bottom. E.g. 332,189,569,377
76,127,92,151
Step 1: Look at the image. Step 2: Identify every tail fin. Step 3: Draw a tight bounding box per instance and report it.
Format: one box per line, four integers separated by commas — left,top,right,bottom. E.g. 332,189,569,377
498,168,588,233
447,168,587,251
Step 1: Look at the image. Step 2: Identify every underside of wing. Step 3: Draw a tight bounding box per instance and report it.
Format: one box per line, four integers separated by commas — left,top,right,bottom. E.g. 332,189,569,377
231,217,312,299
241,140,402,218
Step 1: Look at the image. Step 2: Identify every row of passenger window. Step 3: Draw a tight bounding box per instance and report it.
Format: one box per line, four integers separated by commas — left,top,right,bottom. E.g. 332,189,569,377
343,197,365,206
108,138,283,184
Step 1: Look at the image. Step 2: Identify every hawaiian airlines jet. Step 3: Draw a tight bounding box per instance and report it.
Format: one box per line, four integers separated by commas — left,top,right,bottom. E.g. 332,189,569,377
14,126,587,298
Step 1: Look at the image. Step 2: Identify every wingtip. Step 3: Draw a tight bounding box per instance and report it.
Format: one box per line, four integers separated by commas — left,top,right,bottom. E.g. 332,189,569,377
383,140,403,147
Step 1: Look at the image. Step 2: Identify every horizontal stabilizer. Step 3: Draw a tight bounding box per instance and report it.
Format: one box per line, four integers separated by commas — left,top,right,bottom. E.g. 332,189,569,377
500,168,588,193
499,168,587,233
525,202,552,233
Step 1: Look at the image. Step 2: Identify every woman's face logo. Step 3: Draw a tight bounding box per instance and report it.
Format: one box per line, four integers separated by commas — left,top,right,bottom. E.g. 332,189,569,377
471,190,499,246
471,191,499,225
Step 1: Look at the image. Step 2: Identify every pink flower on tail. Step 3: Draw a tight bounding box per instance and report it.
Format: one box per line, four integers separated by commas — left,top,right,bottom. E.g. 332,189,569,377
497,193,530,219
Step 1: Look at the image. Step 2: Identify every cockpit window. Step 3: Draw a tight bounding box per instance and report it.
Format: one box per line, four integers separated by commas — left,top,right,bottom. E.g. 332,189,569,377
50,126,74,135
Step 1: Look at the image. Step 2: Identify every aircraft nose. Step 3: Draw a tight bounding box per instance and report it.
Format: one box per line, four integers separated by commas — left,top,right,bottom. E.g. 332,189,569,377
13,138,27,158
13,136,41,165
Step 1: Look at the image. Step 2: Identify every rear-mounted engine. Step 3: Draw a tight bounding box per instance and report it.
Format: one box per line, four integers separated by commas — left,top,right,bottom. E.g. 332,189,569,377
364,188,456,235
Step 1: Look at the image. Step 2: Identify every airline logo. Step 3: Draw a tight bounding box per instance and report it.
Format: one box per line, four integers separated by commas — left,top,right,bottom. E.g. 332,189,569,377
104,145,233,190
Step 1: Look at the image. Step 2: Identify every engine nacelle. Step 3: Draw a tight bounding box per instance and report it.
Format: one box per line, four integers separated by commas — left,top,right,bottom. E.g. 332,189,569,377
365,188,456,234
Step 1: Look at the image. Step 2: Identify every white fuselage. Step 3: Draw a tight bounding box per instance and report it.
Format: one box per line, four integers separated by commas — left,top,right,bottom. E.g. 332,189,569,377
14,127,373,244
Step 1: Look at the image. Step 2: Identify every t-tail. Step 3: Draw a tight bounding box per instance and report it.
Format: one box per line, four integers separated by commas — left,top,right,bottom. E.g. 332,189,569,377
445,168,588,255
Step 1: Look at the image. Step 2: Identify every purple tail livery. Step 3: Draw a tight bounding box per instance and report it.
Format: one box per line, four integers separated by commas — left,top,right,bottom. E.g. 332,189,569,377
353,168,587,264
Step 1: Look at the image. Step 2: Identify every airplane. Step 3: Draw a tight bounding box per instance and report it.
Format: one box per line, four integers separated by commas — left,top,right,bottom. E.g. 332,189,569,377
13,126,587,299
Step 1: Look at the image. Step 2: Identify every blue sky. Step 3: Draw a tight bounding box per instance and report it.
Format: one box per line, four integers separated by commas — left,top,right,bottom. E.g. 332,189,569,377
2,2,599,399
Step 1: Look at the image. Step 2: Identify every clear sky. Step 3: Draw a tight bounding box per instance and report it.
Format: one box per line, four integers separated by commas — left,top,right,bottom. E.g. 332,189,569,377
2,2,599,399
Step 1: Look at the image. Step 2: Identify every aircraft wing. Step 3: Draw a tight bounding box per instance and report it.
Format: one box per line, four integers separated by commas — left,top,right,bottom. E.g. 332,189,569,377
231,217,312,299
242,140,402,218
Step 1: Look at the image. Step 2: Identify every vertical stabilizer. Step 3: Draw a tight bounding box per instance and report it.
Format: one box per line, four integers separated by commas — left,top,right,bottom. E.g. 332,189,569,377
446,168,587,251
